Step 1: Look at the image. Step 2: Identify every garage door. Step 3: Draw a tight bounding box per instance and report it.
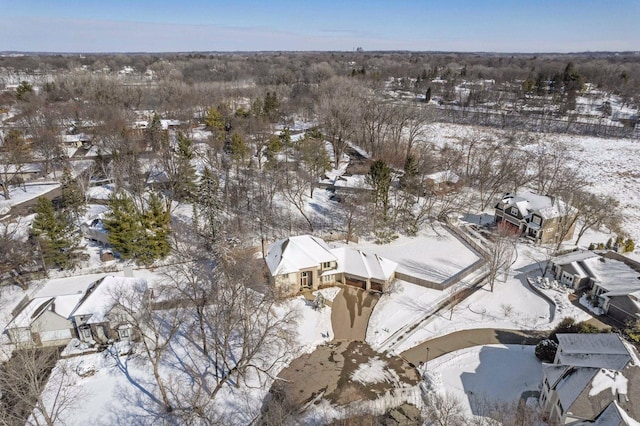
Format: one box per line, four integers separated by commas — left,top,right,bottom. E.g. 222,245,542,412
370,282,383,293
345,277,366,289
39,329,72,342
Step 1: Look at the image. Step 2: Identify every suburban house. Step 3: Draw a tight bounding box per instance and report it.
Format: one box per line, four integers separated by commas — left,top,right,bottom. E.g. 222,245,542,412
424,170,462,194
71,275,147,344
265,235,397,296
540,333,640,425
494,191,577,244
552,250,640,325
3,273,146,347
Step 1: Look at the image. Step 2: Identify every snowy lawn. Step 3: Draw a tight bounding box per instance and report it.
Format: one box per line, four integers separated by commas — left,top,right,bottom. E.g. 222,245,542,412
424,344,542,418
375,242,593,354
355,222,480,284
38,295,333,425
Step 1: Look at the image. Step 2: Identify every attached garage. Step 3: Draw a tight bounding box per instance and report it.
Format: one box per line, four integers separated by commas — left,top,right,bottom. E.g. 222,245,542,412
345,277,366,289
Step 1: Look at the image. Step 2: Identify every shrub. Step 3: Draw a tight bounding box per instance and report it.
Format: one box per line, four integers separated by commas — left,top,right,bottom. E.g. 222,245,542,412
535,339,558,362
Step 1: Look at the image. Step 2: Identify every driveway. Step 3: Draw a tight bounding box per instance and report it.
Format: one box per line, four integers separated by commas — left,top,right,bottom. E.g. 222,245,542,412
401,328,546,366
331,286,379,341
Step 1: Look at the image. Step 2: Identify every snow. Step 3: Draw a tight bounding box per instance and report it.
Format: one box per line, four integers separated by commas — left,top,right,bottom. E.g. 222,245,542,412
589,369,628,397
355,223,480,285
0,182,60,215
579,293,605,315
86,184,115,200
313,287,341,302
423,344,542,417
351,357,400,386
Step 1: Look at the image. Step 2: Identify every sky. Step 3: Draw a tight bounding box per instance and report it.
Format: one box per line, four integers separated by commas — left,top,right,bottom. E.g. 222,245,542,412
0,0,638,53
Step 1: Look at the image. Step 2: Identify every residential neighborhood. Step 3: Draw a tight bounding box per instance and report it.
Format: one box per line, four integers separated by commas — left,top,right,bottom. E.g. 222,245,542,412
1,5,640,425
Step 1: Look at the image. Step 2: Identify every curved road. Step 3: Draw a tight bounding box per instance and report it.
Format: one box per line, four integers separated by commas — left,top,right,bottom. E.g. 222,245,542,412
401,328,547,365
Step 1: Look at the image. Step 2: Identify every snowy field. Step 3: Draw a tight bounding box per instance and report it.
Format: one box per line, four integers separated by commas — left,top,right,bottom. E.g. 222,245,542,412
427,123,640,242
355,223,480,284
424,344,543,418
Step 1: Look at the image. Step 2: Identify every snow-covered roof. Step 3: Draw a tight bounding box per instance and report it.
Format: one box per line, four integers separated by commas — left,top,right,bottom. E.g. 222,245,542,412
581,401,640,426
556,333,633,371
72,275,147,324
543,363,571,388
500,191,575,219
555,367,600,414
36,273,107,298
266,235,336,276
582,257,640,295
7,292,84,328
330,247,397,281
553,250,600,267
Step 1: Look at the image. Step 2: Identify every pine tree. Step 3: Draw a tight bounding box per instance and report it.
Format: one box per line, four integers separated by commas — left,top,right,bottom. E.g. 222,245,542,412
60,168,85,221
425,87,432,103
367,160,392,220
197,167,221,246
138,193,171,265
174,133,197,201
103,192,142,261
229,132,248,171
146,113,167,151
31,197,80,270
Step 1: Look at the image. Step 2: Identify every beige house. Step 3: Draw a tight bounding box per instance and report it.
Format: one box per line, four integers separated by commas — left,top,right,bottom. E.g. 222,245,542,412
265,235,397,296
495,192,577,244
540,333,640,425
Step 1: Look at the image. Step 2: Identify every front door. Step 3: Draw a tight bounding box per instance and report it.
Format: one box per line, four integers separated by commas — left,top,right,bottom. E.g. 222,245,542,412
300,271,312,288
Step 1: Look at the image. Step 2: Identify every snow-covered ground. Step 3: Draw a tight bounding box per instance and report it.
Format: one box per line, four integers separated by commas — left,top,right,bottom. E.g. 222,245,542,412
369,241,593,354
355,223,480,284
36,294,333,425
423,344,542,418
0,182,60,215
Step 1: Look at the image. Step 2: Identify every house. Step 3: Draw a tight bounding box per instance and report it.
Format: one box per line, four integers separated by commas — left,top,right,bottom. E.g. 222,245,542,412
70,275,147,345
265,235,397,296
424,170,462,194
4,274,102,347
552,250,640,324
494,191,577,244
3,273,147,347
540,333,640,425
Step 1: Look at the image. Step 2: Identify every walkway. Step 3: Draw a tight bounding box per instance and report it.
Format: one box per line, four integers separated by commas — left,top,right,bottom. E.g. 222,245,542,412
330,286,379,341
401,328,547,366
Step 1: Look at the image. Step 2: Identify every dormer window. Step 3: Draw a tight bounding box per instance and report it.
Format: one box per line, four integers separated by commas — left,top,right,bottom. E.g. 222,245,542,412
510,207,519,216
322,262,333,270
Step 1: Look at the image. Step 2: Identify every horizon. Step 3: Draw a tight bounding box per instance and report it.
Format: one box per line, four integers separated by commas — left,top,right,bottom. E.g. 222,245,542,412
1,0,638,53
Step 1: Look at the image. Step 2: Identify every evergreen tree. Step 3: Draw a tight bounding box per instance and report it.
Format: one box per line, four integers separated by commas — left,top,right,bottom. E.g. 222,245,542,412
103,192,142,261
263,91,279,120
174,132,198,201
367,160,392,220
146,113,167,151
425,87,432,103
399,155,421,195
196,167,222,246
228,132,248,171
16,81,33,101
139,193,171,265
204,106,225,132
31,197,80,270
60,168,85,221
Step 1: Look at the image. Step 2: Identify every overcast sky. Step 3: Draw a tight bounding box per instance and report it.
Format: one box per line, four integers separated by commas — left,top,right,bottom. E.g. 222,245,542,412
1,0,638,53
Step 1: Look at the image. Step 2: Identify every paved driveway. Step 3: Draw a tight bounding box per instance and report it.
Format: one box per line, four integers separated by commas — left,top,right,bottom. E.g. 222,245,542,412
401,328,546,365
330,286,379,341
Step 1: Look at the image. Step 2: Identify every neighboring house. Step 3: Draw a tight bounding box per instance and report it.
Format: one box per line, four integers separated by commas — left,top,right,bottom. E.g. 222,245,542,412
4,275,101,347
552,250,640,325
424,170,462,194
3,273,146,347
71,275,147,345
265,235,397,296
494,192,577,244
540,333,640,425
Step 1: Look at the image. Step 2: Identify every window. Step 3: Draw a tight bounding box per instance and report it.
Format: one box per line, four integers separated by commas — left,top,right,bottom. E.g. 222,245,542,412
532,216,542,225
322,262,333,270
510,207,519,216
117,327,130,340
322,274,333,283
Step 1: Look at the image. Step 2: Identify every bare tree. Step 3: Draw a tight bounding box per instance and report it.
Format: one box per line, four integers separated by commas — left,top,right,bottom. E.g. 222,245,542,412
0,344,81,426
0,128,32,200
422,391,467,426
486,222,519,292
